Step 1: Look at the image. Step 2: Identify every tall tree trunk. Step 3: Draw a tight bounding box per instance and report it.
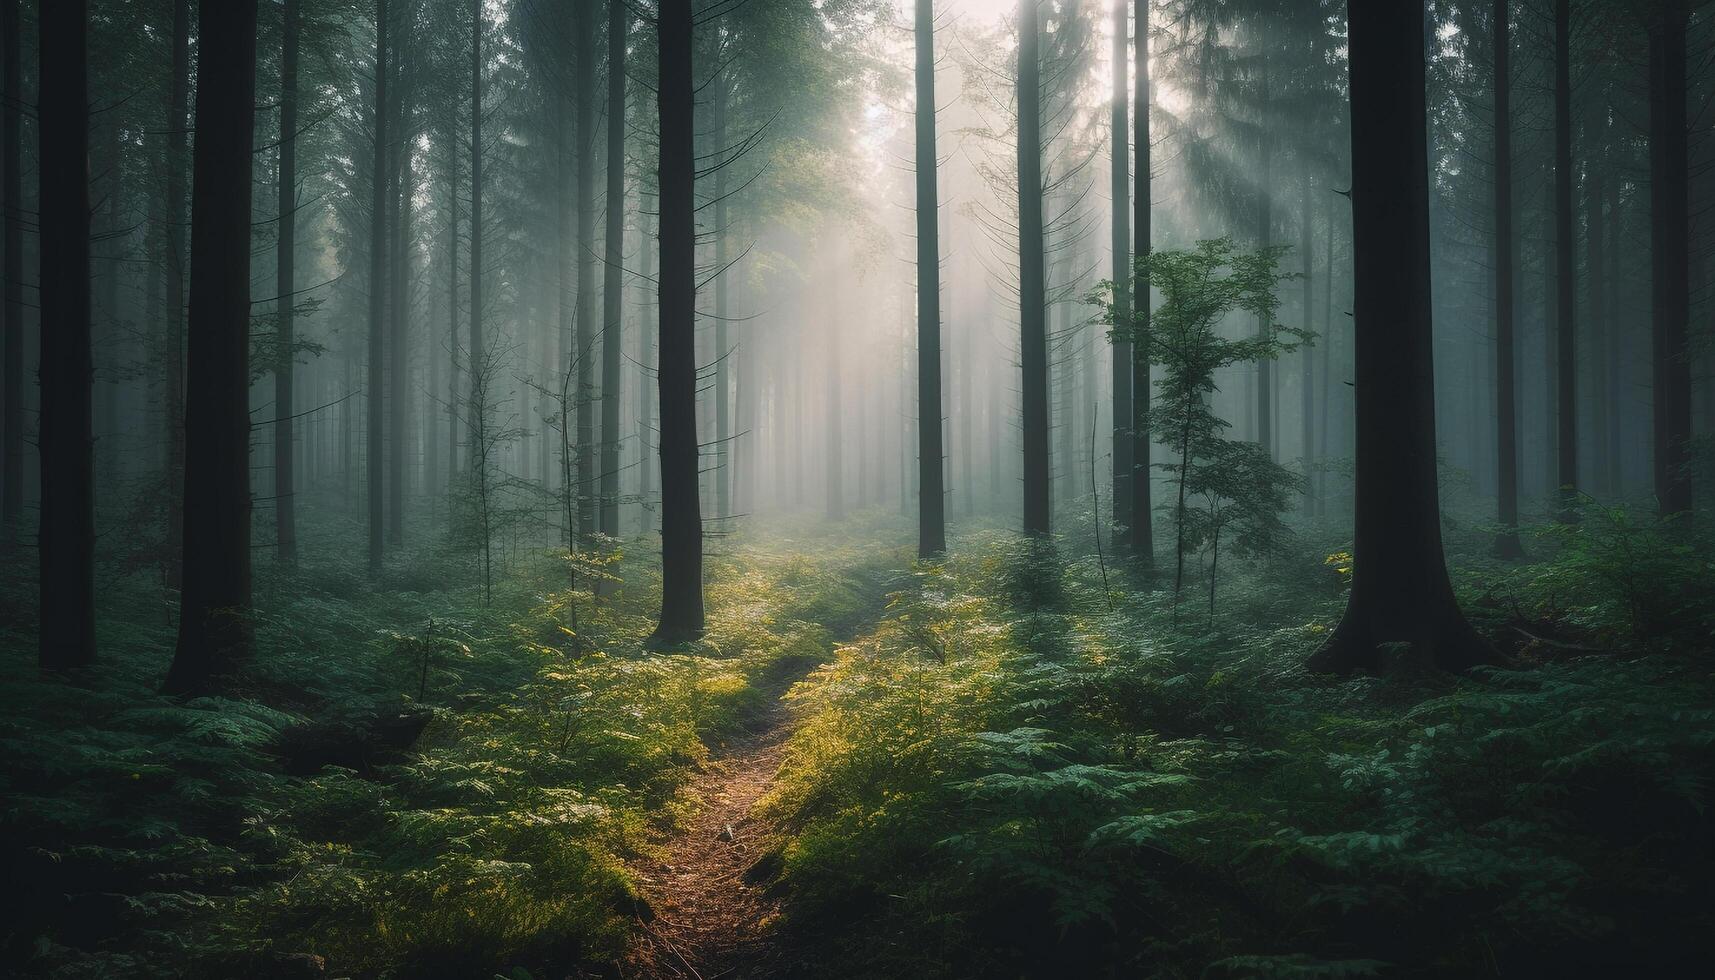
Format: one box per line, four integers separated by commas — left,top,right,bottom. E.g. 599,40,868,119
1553,0,1575,515
1131,0,1154,563
1109,0,1132,548
445,131,460,494
1649,0,1692,517
1255,55,1273,457
599,0,626,537
1018,0,1049,536
827,311,843,521
275,0,300,562
1492,0,1524,558
713,68,731,521
1,0,24,544
367,0,388,574
1585,136,1607,496
916,0,946,555
468,0,483,483
1308,0,1486,675
574,0,596,539
654,0,704,643
636,192,654,537
388,36,411,546
38,0,95,670
165,0,260,692
164,0,191,579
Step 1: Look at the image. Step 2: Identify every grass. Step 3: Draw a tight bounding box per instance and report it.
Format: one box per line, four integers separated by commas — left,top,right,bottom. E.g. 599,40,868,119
0,506,910,979
760,512,1715,978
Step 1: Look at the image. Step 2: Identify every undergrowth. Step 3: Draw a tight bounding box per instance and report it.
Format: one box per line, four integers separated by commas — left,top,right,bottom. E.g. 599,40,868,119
763,514,1715,978
0,508,906,979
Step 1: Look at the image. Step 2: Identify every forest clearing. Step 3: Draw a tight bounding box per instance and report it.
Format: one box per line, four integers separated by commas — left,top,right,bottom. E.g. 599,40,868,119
4,0,1715,976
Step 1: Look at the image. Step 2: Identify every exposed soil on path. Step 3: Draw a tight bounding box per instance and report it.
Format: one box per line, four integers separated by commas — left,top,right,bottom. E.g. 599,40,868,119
620,699,796,980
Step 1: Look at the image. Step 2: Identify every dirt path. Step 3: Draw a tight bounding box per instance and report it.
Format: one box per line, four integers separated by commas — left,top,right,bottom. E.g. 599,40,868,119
622,699,794,979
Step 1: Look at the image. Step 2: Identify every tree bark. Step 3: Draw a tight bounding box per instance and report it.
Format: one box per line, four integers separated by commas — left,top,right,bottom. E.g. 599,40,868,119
1648,0,1692,517
275,0,300,562
599,0,626,538
163,0,191,579
468,0,483,483
367,0,388,575
1018,0,1049,536
388,28,411,546
574,0,597,539
1109,0,1132,548
165,0,260,693
916,0,946,556
1131,0,1153,564
1,0,24,543
713,65,732,522
38,0,95,670
1308,0,1487,675
1553,0,1576,515
653,0,704,644
1492,0,1524,558
445,129,460,494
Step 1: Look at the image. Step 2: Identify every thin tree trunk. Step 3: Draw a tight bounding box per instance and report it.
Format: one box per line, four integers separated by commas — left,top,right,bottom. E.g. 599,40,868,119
1131,0,1153,564
1553,0,1575,515
1585,138,1606,496
713,67,732,522
1493,0,1524,558
468,0,483,480
1256,55,1273,458
1018,0,1049,536
574,0,596,539
1309,0,1487,674
38,0,95,670
165,0,260,692
367,0,388,574
1109,0,1133,548
388,33,411,545
599,0,626,537
636,195,654,537
445,132,460,494
275,0,300,561
163,0,191,579
1,0,24,543
653,0,704,643
916,0,946,555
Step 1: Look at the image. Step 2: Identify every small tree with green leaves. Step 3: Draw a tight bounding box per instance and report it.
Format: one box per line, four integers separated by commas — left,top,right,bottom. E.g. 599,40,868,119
1096,239,1307,606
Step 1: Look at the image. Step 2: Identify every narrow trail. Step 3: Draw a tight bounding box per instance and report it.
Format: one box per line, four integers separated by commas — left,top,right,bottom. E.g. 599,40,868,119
621,694,796,979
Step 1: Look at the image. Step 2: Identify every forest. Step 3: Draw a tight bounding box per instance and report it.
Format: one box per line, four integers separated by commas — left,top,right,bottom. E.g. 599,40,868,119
1,0,1713,976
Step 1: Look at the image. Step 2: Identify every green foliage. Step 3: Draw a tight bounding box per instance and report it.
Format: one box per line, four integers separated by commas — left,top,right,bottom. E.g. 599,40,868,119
765,525,1715,978
1,517,907,978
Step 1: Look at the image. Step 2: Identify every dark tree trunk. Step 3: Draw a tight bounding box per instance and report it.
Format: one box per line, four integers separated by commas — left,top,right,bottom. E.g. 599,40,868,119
827,314,843,521
1109,0,1132,547
1492,0,1524,558
468,0,483,479
1648,0,1692,517
445,132,459,494
388,33,411,546
1018,0,1049,536
636,192,654,538
713,69,731,522
916,0,946,556
653,0,704,644
1553,0,1576,515
38,0,95,671
1255,57,1273,456
574,0,596,539
1,0,23,543
599,0,626,538
1308,0,1487,675
165,0,260,693
367,0,388,575
164,0,191,579
1131,0,1153,564
1585,129,1608,494
275,0,300,562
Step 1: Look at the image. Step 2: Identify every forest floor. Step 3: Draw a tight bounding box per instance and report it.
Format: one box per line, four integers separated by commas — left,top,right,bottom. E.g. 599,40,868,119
622,693,792,979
